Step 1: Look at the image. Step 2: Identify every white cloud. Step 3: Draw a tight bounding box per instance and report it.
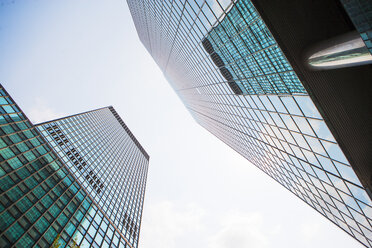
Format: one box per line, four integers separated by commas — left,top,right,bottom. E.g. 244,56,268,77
299,220,320,240
208,211,272,248
27,97,65,123
140,201,281,248
139,201,206,248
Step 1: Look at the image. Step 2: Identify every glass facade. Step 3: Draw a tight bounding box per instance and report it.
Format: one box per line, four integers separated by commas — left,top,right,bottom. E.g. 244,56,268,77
127,0,372,247
0,84,149,248
0,85,92,247
202,1,306,95
36,107,149,248
341,0,372,54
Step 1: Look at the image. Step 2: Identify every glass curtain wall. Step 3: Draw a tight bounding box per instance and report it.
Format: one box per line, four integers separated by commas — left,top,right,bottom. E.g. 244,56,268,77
127,0,372,246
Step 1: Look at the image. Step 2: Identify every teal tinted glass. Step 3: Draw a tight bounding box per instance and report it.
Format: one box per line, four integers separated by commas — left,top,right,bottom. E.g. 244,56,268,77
205,0,307,95
0,85,91,247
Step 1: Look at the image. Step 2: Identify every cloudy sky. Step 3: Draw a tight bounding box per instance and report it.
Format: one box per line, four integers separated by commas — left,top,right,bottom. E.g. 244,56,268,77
0,0,362,247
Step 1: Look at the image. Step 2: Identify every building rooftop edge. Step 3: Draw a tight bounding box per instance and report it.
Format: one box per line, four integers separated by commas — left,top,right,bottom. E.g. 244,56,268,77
108,106,150,160
34,105,150,160
34,106,110,126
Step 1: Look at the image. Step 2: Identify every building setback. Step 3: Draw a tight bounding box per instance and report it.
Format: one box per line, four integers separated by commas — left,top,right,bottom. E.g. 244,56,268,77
0,84,149,248
127,0,372,246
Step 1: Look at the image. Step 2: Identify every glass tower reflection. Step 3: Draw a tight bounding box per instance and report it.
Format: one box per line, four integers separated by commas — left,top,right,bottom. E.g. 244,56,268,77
0,84,149,248
0,85,91,247
127,0,372,246
36,107,149,248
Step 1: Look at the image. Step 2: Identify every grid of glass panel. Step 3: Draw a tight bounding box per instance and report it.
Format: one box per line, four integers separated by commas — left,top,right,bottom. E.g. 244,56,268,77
127,0,372,246
0,85,93,248
69,204,132,248
36,107,149,248
341,0,372,54
204,0,306,95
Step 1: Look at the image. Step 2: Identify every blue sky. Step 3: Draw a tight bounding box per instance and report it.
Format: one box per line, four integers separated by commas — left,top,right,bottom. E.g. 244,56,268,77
0,0,363,247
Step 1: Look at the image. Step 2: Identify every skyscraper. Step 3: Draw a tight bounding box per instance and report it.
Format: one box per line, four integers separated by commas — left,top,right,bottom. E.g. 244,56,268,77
127,0,372,246
36,106,149,248
0,84,149,248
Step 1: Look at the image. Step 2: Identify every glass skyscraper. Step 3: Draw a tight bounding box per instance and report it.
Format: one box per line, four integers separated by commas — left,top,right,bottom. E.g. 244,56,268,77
127,0,372,247
36,106,149,248
0,84,149,248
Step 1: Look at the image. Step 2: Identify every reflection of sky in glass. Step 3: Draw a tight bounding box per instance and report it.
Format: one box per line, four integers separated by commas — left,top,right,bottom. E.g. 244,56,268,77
294,96,322,119
0,86,95,248
129,0,372,245
36,108,148,247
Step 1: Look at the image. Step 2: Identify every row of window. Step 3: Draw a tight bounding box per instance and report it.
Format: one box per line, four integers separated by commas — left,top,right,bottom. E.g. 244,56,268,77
126,0,372,246
37,108,148,246
0,90,93,248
